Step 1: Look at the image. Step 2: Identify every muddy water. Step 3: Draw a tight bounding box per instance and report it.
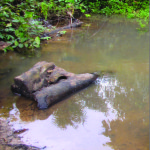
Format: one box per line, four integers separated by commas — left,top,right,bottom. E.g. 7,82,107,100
0,15,149,150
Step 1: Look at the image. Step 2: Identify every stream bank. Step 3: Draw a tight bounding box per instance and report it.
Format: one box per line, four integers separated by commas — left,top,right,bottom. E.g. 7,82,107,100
0,118,44,150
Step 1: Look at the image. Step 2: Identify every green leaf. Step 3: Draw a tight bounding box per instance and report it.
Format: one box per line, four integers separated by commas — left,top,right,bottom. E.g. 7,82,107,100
12,19,20,23
19,32,24,38
5,27,15,32
25,43,28,47
35,36,40,44
41,36,51,40
18,43,24,48
6,35,14,40
0,34,4,39
81,9,86,13
15,30,19,36
58,30,66,34
15,40,19,46
3,48,7,53
6,23,12,27
25,11,33,18
20,37,28,42
85,14,91,17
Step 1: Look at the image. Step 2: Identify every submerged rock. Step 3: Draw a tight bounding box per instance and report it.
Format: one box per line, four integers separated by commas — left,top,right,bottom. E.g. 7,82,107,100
11,61,98,109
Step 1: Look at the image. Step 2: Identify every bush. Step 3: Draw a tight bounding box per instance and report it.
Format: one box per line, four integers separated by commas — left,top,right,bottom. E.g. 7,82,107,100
0,0,47,52
0,0,149,52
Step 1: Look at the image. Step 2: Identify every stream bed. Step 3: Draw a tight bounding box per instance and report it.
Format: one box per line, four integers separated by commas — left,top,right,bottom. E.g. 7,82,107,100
0,15,149,150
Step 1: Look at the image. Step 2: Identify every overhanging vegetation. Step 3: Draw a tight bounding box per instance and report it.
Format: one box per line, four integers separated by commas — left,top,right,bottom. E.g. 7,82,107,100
0,0,149,52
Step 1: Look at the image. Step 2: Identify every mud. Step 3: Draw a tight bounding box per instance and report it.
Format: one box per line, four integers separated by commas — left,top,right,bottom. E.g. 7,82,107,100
0,118,44,150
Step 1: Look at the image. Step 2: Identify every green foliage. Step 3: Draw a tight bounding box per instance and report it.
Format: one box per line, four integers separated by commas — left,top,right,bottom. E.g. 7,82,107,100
41,36,52,40
85,14,91,17
0,0,86,52
99,0,149,30
0,0,88,52
0,0,149,52
58,30,67,34
0,0,52,52
40,2,50,20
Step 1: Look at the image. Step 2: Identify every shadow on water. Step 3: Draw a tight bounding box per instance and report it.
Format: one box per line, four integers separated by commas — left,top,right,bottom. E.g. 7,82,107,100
0,15,149,150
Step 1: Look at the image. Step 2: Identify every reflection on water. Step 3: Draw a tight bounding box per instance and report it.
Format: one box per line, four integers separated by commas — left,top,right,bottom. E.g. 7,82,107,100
8,75,119,150
0,15,149,150
96,75,121,99
8,73,149,150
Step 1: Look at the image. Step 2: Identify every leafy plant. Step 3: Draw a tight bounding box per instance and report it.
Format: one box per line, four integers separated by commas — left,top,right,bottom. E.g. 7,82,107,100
0,0,149,52
41,36,52,40
58,30,67,35
100,0,149,30
0,0,52,52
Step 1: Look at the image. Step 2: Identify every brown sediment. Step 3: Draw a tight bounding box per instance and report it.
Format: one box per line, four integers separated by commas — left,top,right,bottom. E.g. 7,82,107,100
0,118,23,150
0,41,11,51
0,118,45,150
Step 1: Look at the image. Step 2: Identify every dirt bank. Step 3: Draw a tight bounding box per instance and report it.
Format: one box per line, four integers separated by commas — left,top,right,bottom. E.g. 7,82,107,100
0,118,43,150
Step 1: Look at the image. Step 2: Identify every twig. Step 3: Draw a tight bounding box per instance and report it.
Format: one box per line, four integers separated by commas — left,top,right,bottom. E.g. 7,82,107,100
88,20,108,39
3,144,46,150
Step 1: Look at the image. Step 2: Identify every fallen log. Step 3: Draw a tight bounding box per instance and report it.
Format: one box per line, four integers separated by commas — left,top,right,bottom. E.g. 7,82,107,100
33,73,98,109
11,61,56,99
42,21,83,38
11,61,98,109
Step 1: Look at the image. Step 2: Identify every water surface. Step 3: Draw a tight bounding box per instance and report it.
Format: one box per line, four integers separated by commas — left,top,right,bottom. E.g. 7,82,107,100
0,15,149,150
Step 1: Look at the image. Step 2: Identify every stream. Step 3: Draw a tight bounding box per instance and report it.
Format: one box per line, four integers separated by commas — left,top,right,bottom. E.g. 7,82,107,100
0,15,149,150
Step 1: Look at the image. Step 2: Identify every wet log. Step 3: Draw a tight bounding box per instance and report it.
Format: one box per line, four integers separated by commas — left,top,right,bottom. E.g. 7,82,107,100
33,73,98,109
42,21,83,37
11,61,98,109
11,61,56,99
